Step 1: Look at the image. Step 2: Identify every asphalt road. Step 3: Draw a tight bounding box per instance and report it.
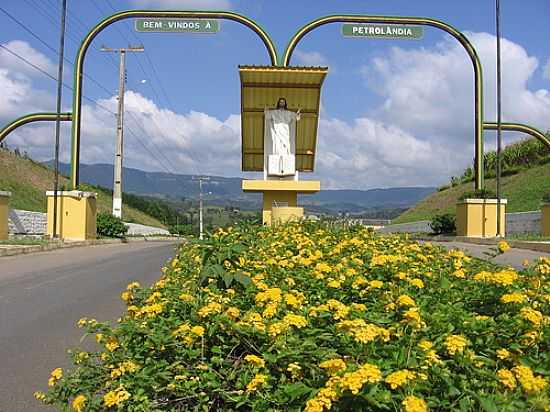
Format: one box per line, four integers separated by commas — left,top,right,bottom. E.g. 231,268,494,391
0,241,177,412
431,241,550,270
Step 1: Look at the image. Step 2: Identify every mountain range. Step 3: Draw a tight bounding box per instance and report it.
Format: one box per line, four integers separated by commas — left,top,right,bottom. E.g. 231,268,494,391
47,162,435,215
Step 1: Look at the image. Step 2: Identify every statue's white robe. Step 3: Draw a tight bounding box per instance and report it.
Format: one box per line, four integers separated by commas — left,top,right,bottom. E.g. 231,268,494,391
264,109,300,155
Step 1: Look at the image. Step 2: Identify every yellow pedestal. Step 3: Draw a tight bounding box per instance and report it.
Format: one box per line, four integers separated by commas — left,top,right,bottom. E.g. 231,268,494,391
272,206,304,224
542,204,550,236
456,199,507,238
242,180,320,225
46,191,97,240
0,191,11,240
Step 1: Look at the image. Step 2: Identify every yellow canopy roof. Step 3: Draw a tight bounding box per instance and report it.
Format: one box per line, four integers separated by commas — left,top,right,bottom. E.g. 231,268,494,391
239,65,328,172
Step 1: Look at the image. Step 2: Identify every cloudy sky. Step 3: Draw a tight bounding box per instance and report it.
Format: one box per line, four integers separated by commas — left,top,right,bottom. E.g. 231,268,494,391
1,0,549,189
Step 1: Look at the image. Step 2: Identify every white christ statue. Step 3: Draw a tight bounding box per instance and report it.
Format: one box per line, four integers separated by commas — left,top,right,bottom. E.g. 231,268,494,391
264,98,301,176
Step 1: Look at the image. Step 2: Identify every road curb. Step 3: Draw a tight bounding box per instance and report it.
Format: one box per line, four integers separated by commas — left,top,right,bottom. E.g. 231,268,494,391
0,237,182,257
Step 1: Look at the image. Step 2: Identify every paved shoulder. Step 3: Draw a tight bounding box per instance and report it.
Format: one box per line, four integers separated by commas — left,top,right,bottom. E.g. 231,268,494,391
431,241,550,270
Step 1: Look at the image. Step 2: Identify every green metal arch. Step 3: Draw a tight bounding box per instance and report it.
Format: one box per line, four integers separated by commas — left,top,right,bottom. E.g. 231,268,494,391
0,112,72,143
70,10,278,188
283,15,485,190
483,122,550,148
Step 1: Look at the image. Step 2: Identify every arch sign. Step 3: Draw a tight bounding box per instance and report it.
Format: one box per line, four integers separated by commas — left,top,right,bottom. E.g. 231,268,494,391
1,10,548,192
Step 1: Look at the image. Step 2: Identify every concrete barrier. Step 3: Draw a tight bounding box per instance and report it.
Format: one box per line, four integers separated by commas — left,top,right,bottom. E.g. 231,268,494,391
376,220,431,234
8,209,47,235
506,211,541,235
376,211,542,235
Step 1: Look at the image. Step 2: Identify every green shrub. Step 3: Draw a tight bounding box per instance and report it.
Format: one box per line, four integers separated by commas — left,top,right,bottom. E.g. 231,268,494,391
437,184,450,192
96,212,128,238
542,193,550,203
429,213,456,235
459,189,497,200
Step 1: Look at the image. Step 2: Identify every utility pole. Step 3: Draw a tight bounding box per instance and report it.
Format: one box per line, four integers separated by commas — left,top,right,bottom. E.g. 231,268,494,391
100,45,144,218
52,0,67,239
193,176,210,239
496,0,503,237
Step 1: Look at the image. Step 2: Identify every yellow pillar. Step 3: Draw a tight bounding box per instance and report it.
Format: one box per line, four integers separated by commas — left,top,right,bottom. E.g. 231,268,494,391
242,180,320,225
0,191,11,240
542,203,550,236
456,199,506,238
46,191,97,241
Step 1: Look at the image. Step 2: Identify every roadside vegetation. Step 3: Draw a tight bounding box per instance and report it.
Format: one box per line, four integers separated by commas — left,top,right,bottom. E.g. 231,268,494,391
37,223,549,411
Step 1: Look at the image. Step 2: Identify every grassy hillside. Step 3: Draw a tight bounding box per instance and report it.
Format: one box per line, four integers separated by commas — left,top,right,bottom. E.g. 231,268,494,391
0,150,164,227
394,162,550,224
395,136,550,224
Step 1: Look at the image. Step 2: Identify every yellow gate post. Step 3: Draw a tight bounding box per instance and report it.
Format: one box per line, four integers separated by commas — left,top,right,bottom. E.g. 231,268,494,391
456,198,506,238
0,191,11,240
542,203,550,237
46,191,97,240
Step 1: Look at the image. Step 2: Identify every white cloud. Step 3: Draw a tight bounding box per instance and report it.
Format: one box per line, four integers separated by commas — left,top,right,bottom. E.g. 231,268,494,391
294,50,330,67
0,40,57,79
363,32,550,147
543,58,550,80
0,41,56,121
130,0,232,9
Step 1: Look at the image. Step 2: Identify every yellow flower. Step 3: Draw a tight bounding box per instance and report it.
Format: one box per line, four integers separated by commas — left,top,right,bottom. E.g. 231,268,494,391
496,348,511,360
71,395,86,412
327,279,341,288
287,362,302,379
418,340,433,351
497,369,517,390
319,358,347,375
283,313,307,328
246,373,267,392
368,280,384,289
190,325,205,337
385,369,416,389
512,365,548,394
268,321,288,337
244,354,265,368
179,293,194,302
197,302,222,318
34,391,47,402
408,278,425,288
444,335,468,355
339,363,382,394
120,291,132,302
48,368,63,387
520,307,543,327
396,294,416,307
497,240,511,253
103,387,131,407
500,293,526,304
105,337,120,352
402,395,428,412
126,281,140,290
225,307,240,319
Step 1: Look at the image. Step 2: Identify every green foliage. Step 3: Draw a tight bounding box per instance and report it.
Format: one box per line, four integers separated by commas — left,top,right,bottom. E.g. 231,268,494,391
429,213,456,235
542,193,550,203
38,223,550,411
459,189,498,200
96,212,128,238
450,137,550,188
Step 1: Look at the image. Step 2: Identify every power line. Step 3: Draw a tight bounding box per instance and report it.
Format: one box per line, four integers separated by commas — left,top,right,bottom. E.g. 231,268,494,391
0,6,115,97
100,0,206,176
0,42,175,178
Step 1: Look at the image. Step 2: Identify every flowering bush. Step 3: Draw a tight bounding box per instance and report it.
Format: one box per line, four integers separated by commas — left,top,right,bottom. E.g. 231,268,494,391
37,222,550,411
